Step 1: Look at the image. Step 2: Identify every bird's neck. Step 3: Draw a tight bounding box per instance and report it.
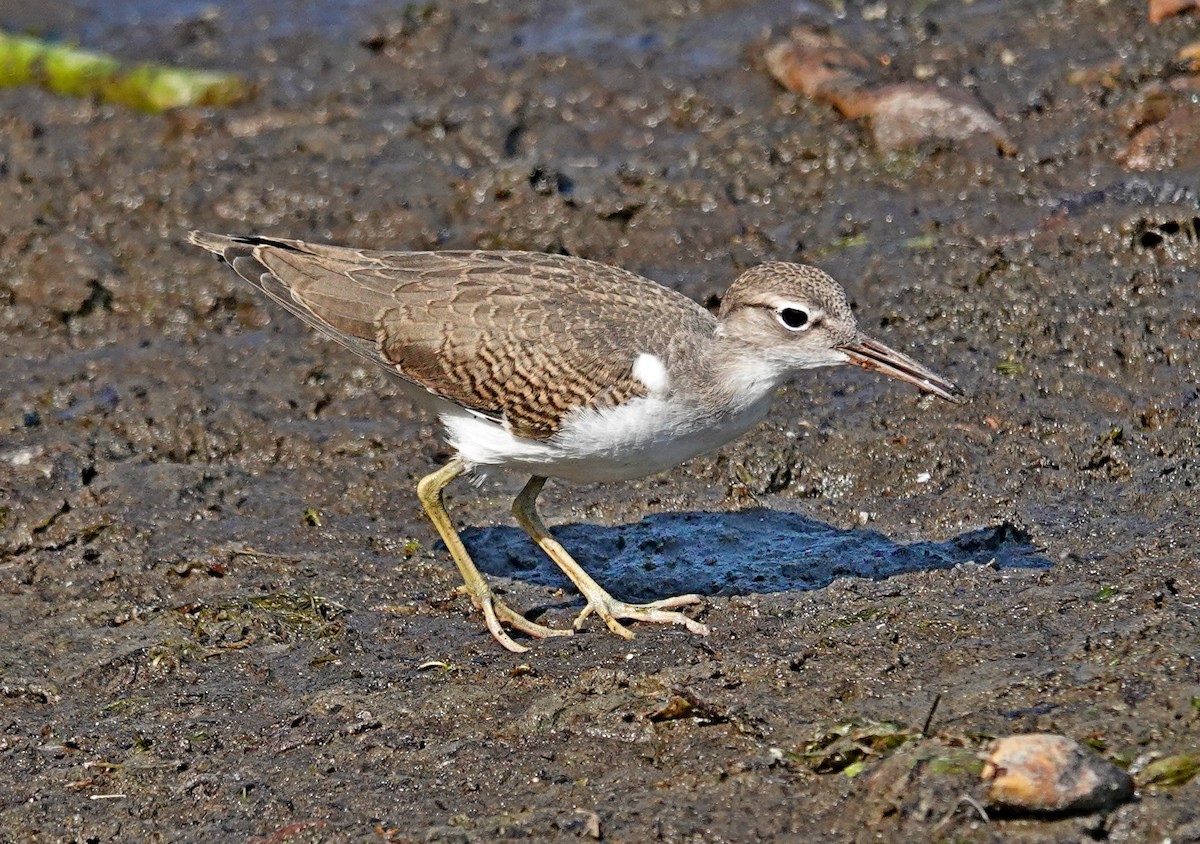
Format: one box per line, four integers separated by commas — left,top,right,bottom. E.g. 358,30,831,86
688,331,790,419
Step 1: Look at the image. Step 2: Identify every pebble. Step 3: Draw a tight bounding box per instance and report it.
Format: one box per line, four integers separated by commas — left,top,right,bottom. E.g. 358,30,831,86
982,734,1134,813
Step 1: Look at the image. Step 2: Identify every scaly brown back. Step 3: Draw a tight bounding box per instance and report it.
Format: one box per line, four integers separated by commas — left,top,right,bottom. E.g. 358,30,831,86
189,233,716,439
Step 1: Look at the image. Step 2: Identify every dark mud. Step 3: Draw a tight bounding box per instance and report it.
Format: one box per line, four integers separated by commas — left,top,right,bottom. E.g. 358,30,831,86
2,1,1199,841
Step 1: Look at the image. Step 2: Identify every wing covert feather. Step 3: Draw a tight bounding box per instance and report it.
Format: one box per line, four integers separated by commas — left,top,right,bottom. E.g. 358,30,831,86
190,234,716,438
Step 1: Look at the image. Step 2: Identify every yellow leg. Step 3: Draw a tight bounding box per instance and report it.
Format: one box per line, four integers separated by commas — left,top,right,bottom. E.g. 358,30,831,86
417,458,571,652
512,476,709,639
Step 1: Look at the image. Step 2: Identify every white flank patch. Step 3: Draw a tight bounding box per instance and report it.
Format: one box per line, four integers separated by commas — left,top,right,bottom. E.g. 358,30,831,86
631,352,669,394
442,384,776,484
442,409,561,468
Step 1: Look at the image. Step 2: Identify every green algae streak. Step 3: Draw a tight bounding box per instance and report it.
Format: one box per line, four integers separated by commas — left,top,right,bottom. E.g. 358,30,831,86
0,31,252,112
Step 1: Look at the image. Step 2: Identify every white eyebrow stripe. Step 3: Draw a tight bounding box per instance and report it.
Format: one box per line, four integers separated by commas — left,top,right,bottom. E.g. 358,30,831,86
774,302,821,316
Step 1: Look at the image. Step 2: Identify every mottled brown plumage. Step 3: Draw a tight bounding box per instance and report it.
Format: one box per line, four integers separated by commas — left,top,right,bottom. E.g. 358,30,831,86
196,234,714,439
190,231,961,652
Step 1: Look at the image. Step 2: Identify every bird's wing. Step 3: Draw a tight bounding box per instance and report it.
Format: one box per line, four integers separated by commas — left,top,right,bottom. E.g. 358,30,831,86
189,233,714,439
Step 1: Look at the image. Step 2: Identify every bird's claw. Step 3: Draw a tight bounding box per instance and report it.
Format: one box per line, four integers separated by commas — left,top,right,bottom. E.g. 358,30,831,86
573,593,709,639
464,590,573,653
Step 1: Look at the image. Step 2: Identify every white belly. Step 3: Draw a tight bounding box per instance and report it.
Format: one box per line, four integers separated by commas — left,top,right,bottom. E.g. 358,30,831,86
441,392,774,483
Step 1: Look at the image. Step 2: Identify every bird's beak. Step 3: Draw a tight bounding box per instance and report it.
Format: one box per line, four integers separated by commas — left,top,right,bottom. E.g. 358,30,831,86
838,336,964,403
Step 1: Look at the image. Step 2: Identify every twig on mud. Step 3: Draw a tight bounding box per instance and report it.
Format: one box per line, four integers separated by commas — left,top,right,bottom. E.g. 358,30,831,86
921,693,942,737
932,792,990,836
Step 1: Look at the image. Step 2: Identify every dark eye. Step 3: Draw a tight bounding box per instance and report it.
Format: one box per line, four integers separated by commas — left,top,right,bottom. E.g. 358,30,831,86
778,307,810,330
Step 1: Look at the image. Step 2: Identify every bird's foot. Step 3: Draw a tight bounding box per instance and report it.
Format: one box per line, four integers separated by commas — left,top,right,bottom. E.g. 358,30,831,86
459,588,573,653
574,592,709,639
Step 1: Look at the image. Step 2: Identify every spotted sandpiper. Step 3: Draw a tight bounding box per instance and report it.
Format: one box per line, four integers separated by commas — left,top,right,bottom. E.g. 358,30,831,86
190,233,962,652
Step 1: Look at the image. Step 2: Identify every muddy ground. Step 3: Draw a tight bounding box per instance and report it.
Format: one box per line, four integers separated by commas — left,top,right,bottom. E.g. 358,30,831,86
2,0,1199,841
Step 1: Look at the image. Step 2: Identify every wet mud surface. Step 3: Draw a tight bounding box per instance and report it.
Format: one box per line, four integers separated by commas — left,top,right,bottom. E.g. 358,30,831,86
2,0,1199,841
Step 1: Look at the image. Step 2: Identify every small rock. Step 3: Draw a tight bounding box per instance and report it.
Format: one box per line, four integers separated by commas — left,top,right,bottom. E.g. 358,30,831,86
1149,0,1200,24
763,28,876,105
865,83,1013,153
982,734,1134,813
1180,40,1200,71
764,26,1011,152
1120,101,1200,171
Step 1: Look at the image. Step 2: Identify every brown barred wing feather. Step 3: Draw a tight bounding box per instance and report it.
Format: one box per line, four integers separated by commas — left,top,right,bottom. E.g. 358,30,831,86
189,234,714,439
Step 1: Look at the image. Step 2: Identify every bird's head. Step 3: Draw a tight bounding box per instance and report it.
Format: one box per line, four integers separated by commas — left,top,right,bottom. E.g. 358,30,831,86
716,263,962,402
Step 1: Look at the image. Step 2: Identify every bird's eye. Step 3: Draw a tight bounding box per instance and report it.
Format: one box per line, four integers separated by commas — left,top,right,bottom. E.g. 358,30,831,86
777,307,810,331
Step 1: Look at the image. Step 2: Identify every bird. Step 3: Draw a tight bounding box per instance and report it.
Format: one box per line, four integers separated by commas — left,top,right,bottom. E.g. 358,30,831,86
189,232,962,652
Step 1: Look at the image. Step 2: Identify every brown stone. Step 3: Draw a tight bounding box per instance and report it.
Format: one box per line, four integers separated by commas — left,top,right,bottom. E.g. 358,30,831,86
982,734,1134,814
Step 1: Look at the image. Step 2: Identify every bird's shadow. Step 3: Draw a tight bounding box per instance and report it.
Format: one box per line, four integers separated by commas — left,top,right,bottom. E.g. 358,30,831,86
461,509,1051,602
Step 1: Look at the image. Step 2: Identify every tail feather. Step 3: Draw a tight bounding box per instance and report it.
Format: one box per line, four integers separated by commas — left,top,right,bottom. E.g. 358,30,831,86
187,230,399,376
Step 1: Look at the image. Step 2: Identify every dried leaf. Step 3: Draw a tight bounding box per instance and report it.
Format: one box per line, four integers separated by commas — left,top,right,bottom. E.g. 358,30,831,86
1138,753,1200,788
